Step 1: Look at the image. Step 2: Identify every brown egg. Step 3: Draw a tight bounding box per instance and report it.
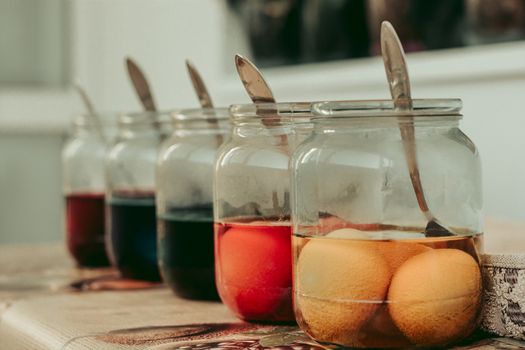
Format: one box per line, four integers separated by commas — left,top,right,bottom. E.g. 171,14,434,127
324,228,370,239
296,239,391,346
322,236,430,347
356,307,411,349
326,229,432,273
374,241,431,273
388,248,482,347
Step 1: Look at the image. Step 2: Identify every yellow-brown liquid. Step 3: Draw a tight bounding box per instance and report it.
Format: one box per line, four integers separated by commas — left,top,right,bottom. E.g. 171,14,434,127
293,231,483,349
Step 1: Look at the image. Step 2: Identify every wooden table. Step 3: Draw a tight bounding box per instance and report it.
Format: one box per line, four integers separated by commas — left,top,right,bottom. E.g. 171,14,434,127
1,219,525,349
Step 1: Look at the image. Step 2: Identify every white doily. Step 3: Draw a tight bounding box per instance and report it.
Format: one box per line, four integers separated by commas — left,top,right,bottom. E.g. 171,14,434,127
481,254,525,340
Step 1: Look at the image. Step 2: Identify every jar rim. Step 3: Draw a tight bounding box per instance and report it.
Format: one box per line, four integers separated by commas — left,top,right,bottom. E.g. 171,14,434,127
73,113,118,127
312,98,462,119
172,107,230,122
118,110,175,126
229,102,313,119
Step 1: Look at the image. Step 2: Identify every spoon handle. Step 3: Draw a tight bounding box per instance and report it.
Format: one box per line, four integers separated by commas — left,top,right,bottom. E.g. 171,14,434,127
234,54,275,105
234,54,280,127
234,54,288,149
234,54,289,215
381,22,431,220
74,84,107,144
185,60,223,146
74,84,96,115
398,119,431,216
186,60,214,108
126,57,157,112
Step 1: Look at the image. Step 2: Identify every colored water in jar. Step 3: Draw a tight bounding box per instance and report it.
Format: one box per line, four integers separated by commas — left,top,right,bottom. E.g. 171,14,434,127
214,219,294,322
107,192,160,281
65,192,109,267
158,206,218,300
293,225,483,349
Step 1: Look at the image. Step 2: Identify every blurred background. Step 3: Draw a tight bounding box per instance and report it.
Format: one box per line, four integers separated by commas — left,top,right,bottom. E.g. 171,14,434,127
1,0,525,244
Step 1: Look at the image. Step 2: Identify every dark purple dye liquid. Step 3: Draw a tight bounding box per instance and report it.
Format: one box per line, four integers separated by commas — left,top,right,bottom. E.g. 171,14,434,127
107,192,161,281
158,207,218,300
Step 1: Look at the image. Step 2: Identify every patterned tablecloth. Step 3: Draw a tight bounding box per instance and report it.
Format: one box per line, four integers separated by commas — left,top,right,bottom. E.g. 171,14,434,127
0,218,524,349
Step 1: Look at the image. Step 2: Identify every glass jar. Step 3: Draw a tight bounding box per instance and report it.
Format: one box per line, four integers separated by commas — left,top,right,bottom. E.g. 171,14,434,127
157,108,230,300
62,113,115,267
292,99,483,348
106,111,171,282
214,102,313,322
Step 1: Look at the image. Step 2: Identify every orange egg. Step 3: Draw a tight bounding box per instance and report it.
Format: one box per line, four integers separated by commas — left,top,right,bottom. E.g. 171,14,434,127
388,248,482,346
296,239,391,345
374,241,431,273
356,307,410,348
326,229,432,274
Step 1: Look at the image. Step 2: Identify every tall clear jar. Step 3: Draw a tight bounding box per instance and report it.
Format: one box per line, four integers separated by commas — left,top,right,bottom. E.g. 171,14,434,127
106,111,171,282
62,114,114,267
292,99,483,348
214,102,313,322
157,108,230,300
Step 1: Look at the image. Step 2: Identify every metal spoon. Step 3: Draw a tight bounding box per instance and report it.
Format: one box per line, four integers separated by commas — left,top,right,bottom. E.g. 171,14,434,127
380,21,454,237
234,54,288,216
123,57,161,186
74,84,106,144
235,54,275,106
185,59,223,145
185,60,214,109
74,84,135,186
126,57,157,112
234,54,287,141
125,56,164,137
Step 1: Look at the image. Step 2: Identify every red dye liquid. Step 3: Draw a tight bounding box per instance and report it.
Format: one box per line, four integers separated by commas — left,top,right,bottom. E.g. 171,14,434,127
65,193,109,267
214,220,294,322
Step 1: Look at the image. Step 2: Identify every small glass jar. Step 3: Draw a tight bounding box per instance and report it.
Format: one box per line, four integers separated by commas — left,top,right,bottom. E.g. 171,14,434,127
62,113,115,267
157,108,230,300
292,99,483,348
214,102,313,322
106,111,171,282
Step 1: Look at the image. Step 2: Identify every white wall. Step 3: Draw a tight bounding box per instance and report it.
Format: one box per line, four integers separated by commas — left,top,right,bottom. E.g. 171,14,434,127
0,0,67,86
0,0,524,244
70,0,235,111
0,135,64,244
